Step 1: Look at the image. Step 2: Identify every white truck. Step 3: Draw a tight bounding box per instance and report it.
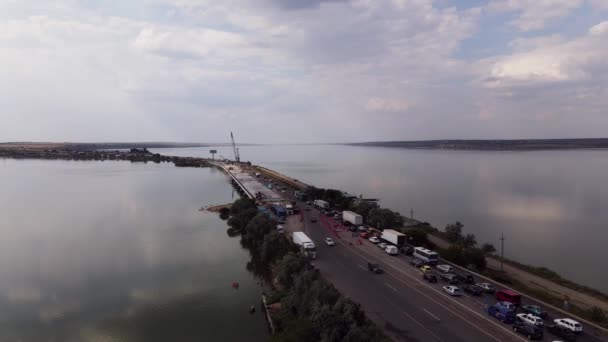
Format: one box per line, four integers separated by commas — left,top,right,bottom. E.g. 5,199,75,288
381,229,406,247
313,199,329,209
342,211,363,225
285,204,294,215
292,232,317,259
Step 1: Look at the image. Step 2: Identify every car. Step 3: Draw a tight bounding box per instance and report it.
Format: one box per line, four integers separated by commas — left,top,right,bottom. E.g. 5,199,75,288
410,258,424,267
360,232,369,239
546,323,577,341
512,320,543,340
436,264,454,273
454,272,475,284
378,242,387,249
369,236,380,243
401,246,414,256
516,313,544,327
358,225,367,232
521,305,547,319
443,285,462,296
554,318,583,334
440,273,459,284
476,282,496,293
463,284,484,296
487,302,516,323
420,265,432,273
423,273,438,283
385,245,399,255
310,217,318,222
349,226,357,232
368,262,383,274
325,237,335,246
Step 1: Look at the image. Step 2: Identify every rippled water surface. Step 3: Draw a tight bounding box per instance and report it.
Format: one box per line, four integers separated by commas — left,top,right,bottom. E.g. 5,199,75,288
0,159,268,341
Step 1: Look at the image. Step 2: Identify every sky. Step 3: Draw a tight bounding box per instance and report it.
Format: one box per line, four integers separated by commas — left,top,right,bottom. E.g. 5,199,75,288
1,0,607,144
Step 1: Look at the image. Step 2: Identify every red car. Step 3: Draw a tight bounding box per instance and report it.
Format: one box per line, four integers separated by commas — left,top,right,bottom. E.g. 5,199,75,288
360,232,369,239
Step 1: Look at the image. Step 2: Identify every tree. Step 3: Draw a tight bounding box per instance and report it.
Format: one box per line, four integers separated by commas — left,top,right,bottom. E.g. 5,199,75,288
444,222,464,243
367,208,403,230
461,233,477,248
481,243,496,255
406,228,433,248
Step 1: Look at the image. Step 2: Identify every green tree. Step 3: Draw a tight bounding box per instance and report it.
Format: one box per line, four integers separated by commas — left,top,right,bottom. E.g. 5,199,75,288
406,228,433,248
367,208,403,230
444,221,464,243
481,243,496,255
461,233,477,248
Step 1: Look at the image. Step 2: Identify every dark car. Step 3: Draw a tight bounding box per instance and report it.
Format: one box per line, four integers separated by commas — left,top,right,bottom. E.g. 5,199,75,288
423,273,438,283
368,262,383,274
512,321,543,340
546,324,576,341
360,232,370,239
401,246,414,256
310,217,318,222
463,284,483,296
521,304,548,319
454,272,475,284
440,273,459,285
410,258,424,267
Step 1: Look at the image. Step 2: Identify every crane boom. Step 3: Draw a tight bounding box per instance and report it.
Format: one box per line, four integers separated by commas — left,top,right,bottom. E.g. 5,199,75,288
230,132,240,162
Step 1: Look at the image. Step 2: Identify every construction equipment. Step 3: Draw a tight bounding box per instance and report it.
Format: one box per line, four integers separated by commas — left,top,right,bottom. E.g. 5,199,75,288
230,132,240,163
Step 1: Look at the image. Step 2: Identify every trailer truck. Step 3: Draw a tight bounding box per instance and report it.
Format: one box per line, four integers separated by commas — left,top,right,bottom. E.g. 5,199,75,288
381,229,406,247
292,232,317,259
342,211,363,225
314,199,329,209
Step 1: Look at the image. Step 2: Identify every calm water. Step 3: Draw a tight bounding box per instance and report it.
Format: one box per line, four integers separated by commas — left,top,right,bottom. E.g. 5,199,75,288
0,159,268,341
157,145,608,292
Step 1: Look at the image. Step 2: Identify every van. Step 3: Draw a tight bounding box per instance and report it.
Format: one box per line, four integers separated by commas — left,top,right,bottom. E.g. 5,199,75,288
495,289,522,306
436,264,454,273
385,245,399,255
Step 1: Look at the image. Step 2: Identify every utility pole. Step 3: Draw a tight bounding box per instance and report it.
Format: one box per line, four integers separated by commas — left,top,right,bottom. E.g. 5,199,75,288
500,232,505,272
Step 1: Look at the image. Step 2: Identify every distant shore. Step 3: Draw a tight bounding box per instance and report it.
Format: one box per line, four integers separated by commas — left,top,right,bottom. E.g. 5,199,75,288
347,138,608,151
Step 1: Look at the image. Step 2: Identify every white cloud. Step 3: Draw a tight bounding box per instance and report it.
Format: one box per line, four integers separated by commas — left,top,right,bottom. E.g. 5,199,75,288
589,20,608,35
365,97,410,113
488,0,583,31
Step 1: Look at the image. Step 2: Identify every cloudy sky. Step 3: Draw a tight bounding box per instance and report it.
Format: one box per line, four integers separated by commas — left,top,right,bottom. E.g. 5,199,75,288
1,0,607,143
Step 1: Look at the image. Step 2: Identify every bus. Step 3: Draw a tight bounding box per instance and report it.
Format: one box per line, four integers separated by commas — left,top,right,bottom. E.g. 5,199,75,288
413,247,439,265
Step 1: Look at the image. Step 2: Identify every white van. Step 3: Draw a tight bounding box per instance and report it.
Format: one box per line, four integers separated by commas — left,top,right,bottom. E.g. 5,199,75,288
436,264,454,273
385,245,399,255
554,318,583,333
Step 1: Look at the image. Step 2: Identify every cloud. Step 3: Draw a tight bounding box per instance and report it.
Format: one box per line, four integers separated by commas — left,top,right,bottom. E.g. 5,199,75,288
488,0,584,31
365,97,410,113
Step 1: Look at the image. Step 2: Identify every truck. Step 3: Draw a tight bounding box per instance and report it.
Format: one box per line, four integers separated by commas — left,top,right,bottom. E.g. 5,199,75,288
292,232,317,259
294,191,307,201
314,199,329,209
271,205,287,222
381,229,405,247
342,211,363,225
285,204,294,215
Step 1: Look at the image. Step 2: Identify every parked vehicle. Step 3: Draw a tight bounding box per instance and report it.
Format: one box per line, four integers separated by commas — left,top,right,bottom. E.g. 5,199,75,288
436,264,454,273
454,272,474,284
476,282,496,293
486,302,516,323
378,242,387,249
443,286,462,296
385,245,399,255
516,313,544,327
413,247,439,265
420,265,432,273
546,323,577,341
342,211,363,226
381,229,405,247
410,258,424,267
314,199,330,209
512,320,543,340
496,289,522,306
325,237,335,246
554,318,583,334
401,246,414,256
521,305,547,319
440,273,459,284
276,225,284,233
369,236,380,244
463,284,483,296
292,232,317,259
358,225,367,232
360,232,369,239
368,262,383,274
423,273,438,283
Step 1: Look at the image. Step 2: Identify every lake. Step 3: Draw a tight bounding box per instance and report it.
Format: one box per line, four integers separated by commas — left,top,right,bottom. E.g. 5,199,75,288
156,145,608,292
0,159,268,341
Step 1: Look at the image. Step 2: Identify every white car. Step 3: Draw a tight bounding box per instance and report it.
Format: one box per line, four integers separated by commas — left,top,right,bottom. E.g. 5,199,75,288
436,264,454,273
476,282,495,293
516,313,544,327
378,242,387,249
325,237,335,246
369,236,380,244
554,318,583,334
442,285,462,296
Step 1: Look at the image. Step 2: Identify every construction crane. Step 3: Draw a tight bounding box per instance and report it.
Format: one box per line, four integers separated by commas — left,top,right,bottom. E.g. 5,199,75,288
230,132,240,163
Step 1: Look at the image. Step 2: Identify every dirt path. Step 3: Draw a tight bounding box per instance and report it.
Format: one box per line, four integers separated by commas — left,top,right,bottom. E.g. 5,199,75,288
426,234,608,312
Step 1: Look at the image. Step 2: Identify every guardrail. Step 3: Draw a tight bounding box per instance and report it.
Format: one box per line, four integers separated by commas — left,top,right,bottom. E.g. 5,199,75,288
211,162,254,199
254,166,308,191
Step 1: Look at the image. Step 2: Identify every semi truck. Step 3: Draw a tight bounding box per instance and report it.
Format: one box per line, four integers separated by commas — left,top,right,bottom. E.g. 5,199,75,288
381,229,406,247
314,199,329,209
342,211,363,225
292,232,317,259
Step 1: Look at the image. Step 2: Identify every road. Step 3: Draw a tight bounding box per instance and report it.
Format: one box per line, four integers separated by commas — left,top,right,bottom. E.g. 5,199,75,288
254,168,607,341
